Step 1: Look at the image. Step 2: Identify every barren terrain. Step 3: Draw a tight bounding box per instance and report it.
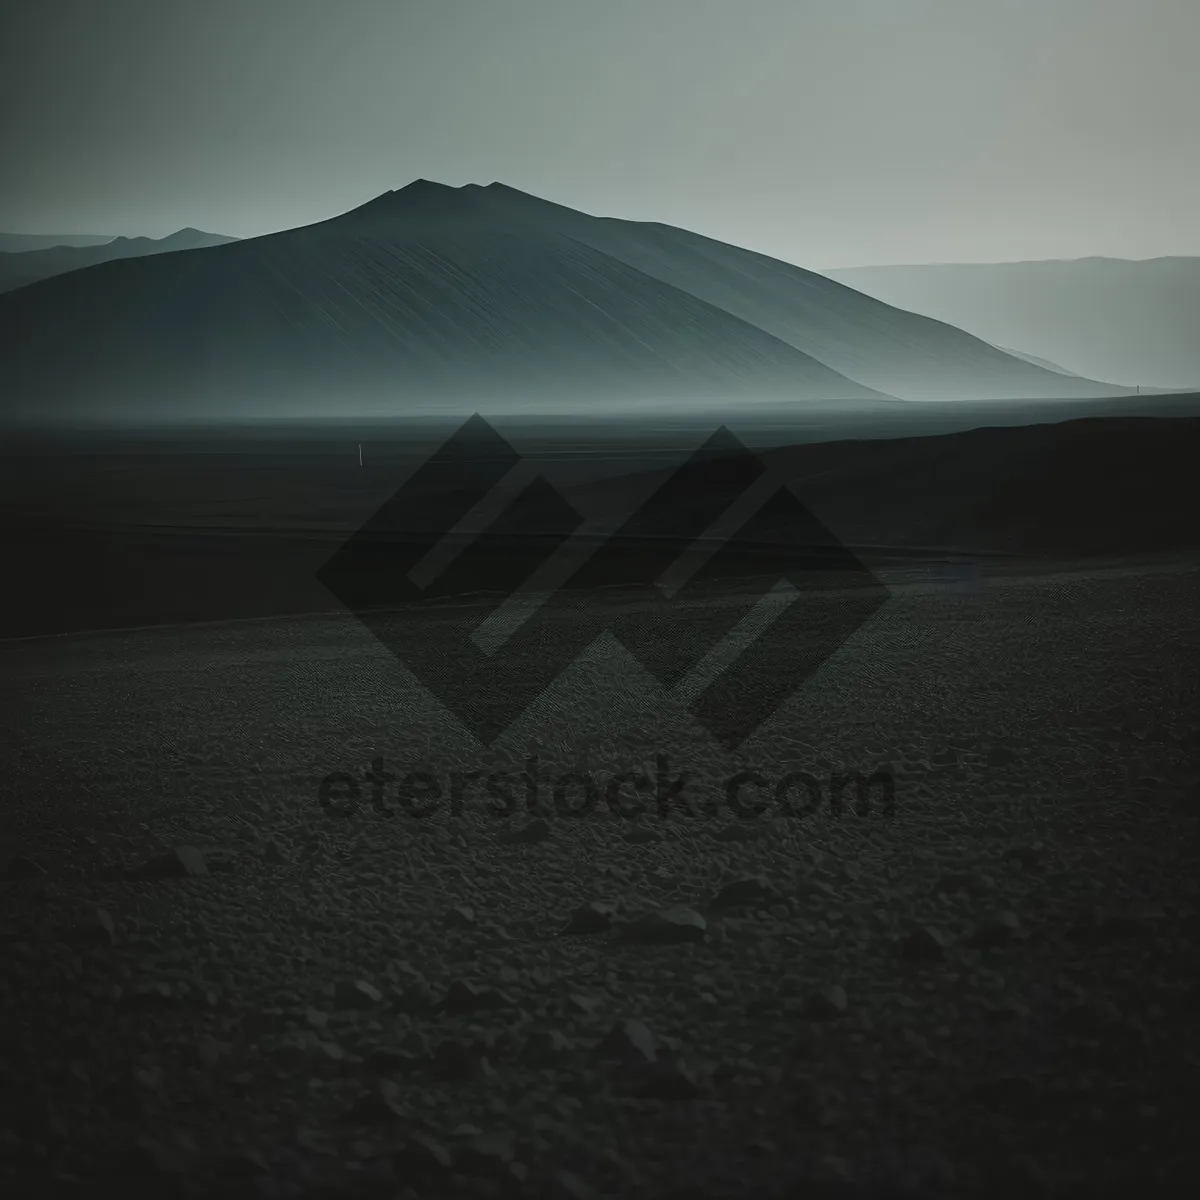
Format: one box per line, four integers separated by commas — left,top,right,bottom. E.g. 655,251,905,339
3,554,1198,1197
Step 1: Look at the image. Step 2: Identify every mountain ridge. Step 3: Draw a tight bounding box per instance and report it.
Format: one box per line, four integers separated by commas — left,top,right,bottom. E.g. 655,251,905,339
0,181,1133,424
0,227,238,295
313,181,1127,401
0,232,115,253
824,257,1200,389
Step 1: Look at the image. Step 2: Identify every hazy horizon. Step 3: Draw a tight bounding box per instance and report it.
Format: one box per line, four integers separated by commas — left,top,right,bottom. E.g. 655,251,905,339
3,0,1197,269
3,206,1198,273
5,190,1200,274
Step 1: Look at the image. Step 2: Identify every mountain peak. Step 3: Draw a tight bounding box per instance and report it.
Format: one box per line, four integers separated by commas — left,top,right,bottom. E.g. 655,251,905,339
396,178,459,198
334,178,582,228
348,178,490,220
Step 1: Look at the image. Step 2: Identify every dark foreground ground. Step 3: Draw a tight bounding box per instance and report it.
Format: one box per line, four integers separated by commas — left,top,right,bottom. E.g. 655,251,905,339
2,411,1199,1198
2,409,1199,640
3,557,1199,1198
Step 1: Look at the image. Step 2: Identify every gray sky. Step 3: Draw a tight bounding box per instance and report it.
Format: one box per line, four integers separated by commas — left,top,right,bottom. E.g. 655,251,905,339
2,0,1197,267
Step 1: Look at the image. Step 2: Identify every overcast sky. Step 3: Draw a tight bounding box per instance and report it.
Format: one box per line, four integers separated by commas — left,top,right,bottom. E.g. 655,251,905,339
2,0,1196,267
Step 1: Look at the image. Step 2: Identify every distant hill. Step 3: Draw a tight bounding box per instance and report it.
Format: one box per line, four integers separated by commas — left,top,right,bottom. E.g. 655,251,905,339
0,227,238,295
823,258,1200,391
0,233,115,253
0,181,1127,425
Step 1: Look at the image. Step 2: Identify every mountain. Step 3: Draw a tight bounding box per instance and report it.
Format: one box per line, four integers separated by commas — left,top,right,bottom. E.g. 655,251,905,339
0,233,115,253
0,227,239,295
0,184,890,424
823,258,1200,391
0,181,1126,425
476,188,1123,402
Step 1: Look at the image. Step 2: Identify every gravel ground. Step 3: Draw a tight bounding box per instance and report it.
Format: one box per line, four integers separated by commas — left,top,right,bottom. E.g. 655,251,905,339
2,557,1199,1198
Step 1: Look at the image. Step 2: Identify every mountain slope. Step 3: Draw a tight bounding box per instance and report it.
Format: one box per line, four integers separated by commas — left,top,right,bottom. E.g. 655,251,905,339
434,184,1125,401
0,182,887,424
0,227,238,294
992,345,1081,377
824,258,1200,390
560,219,1126,402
